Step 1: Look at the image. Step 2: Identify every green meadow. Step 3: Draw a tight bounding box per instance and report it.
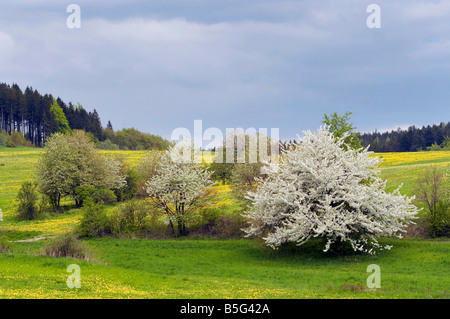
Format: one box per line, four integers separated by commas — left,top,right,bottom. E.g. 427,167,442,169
0,147,449,299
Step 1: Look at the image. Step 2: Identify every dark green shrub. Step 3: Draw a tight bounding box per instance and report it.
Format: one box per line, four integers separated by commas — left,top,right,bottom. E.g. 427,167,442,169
75,186,95,207
76,201,113,238
190,208,246,238
112,201,170,238
17,181,40,220
41,233,93,261
142,212,171,238
115,168,140,201
209,162,234,184
426,201,450,238
94,188,117,204
75,186,117,207
114,200,148,234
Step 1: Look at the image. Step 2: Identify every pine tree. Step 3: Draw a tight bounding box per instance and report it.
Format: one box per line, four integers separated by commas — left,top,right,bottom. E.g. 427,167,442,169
106,120,113,131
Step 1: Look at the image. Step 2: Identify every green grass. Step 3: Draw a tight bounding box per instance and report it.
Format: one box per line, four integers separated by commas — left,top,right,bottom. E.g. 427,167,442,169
380,162,450,196
1,147,449,299
0,237,448,298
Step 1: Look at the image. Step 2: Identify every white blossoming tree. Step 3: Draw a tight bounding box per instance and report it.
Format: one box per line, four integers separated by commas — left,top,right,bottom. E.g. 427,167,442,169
244,127,418,254
146,138,214,236
37,131,126,212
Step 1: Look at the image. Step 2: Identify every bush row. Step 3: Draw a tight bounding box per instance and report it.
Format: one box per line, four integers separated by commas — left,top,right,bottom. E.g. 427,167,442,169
76,201,247,239
0,130,33,148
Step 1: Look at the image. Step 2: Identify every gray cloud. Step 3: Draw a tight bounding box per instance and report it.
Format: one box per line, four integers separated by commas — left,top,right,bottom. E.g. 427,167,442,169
0,0,449,141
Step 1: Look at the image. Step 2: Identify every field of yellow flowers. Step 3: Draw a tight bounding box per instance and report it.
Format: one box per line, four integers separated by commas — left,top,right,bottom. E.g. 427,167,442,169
1,147,449,238
0,147,449,299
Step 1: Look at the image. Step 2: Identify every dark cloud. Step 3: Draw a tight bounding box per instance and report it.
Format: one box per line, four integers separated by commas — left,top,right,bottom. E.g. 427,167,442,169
0,0,449,142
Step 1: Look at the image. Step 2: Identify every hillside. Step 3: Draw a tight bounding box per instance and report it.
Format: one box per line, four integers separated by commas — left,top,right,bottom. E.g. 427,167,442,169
0,147,449,299
0,83,170,150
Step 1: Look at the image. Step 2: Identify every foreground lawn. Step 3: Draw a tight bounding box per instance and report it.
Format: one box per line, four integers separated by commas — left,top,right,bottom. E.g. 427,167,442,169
0,238,449,299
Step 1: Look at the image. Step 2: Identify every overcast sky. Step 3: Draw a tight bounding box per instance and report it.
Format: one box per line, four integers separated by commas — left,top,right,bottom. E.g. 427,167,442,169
0,0,449,142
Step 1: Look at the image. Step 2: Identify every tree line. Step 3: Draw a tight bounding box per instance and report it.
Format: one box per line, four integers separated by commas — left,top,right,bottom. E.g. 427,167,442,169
359,122,450,152
0,82,170,150
0,83,104,146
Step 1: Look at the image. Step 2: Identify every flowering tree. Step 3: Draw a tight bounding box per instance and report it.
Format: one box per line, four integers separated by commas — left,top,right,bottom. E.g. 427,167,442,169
244,127,418,254
146,138,214,236
37,131,126,212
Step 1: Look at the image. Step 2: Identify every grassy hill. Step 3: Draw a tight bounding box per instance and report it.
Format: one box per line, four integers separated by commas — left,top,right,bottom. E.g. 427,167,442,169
0,147,449,299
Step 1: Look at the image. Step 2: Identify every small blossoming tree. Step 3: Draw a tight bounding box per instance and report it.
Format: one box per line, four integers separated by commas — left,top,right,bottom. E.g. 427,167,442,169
244,127,418,254
146,138,214,236
37,131,126,212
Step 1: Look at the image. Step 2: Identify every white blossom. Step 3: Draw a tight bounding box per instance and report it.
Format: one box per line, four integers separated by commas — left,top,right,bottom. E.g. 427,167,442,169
243,127,418,254
145,137,214,236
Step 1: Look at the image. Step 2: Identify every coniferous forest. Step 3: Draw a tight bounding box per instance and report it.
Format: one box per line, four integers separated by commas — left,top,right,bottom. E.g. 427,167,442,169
0,83,170,150
359,123,450,152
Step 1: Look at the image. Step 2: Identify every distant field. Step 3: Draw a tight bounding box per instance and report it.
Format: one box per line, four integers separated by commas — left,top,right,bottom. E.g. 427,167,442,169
1,147,449,299
373,152,450,195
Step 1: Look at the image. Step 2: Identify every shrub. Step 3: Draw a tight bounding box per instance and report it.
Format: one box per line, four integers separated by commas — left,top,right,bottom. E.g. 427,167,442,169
17,181,40,220
209,162,234,184
217,214,247,238
230,162,263,203
0,130,7,147
403,218,428,238
190,207,222,234
115,168,140,201
414,166,450,238
94,188,117,204
98,139,119,150
41,233,94,261
0,237,12,253
75,186,117,207
112,201,170,238
113,200,148,234
76,201,113,238
135,151,163,198
426,201,450,238
189,208,246,238
10,131,31,147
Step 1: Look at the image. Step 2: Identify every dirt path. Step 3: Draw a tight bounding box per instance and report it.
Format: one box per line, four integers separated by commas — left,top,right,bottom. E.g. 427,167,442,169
12,236,56,243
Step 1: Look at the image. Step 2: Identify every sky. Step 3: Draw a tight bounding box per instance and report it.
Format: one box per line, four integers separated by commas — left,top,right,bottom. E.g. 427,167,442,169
0,0,449,144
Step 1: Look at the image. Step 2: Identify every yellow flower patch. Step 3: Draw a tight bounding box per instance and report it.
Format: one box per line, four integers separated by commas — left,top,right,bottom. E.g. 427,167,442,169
3,215,81,235
370,151,450,167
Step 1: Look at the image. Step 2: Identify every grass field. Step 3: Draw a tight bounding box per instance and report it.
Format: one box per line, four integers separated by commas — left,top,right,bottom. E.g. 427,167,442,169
0,238,449,299
0,147,449,299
